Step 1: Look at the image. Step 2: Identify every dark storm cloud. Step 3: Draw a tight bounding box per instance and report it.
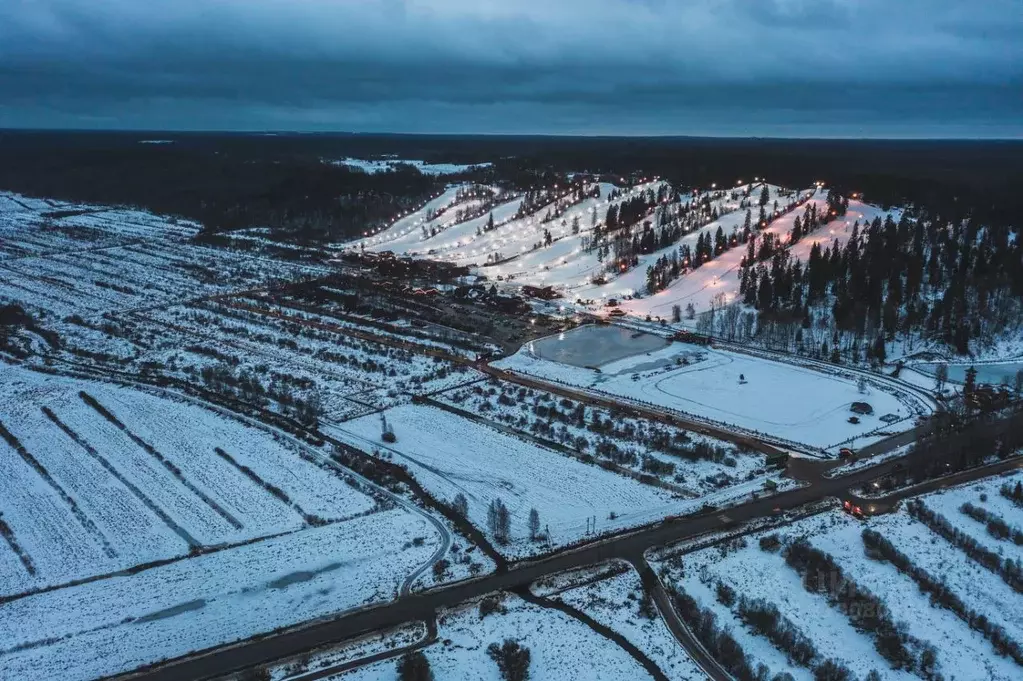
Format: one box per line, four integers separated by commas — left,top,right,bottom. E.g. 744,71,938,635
0,0,1020,135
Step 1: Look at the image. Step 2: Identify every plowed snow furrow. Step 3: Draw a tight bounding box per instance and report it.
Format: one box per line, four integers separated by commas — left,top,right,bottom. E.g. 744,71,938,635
2,410,187,565
96,394,301,536
61,409,232,543
3,259,136,308
0,420,116,560
0,276,101,315
78,392,245,532
213,447,312,525
0,435,109,589
42,407,200,550
0,516,35,577
66,252,194,295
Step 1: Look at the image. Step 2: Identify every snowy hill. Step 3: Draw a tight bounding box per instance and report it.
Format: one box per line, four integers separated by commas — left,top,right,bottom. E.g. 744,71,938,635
347,179,902,324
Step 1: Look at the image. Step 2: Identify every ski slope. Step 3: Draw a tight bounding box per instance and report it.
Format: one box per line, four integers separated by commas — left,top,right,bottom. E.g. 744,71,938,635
355,185,466,249
347,179,899,329
621,194,893,320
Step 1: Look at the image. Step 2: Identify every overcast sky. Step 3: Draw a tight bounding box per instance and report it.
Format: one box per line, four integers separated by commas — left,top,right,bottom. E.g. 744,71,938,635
1,0,1020,137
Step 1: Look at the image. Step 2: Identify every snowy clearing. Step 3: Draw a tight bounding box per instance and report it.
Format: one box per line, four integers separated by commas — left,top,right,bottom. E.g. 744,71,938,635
496,330,914,451
327,593,656,681
330,404,687,557
0,509,440,681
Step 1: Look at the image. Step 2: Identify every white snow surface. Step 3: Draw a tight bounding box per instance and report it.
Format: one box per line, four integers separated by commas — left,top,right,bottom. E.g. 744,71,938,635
496,333,912,450
556,566,706,681
334,158,490,175
0,365,378,596
0,509,440,681
328,593,656,681
330,404,686,557
0,365,455,681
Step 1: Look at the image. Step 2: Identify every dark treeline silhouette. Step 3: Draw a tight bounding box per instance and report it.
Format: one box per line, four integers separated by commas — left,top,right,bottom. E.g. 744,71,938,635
0,131,1020,241
0,131,442,242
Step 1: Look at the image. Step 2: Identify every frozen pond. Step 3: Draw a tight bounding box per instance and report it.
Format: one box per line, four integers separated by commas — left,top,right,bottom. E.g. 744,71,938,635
526,324,669,368
913,362,1023,386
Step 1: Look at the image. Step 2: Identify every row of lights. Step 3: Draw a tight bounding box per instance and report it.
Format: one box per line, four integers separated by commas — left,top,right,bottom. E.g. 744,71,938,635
421,181,658,264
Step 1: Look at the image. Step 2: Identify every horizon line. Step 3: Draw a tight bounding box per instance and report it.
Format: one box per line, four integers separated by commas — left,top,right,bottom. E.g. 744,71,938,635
1,128,1022,143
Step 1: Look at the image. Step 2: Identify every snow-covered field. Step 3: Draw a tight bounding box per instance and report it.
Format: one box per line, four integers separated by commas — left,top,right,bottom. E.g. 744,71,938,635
553,565,706,681
0,365,467,681
0,365,386,596
333,158,491,175
132,297,482,422
656,473,1023,681
0,194,487,425
329,593,658,681
0,508,440,681
331,403,799,558
330,404,690,557
496,330,913,451
435,380,773,499
0,192,324,321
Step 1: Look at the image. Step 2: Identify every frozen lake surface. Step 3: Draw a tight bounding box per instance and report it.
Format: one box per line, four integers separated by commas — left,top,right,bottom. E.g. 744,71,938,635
526,325,668,368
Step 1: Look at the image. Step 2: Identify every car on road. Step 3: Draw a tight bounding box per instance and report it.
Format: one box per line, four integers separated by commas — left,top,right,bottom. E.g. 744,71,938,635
843,500,866,519
838,447,855,459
